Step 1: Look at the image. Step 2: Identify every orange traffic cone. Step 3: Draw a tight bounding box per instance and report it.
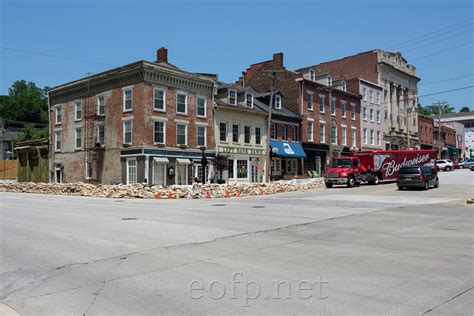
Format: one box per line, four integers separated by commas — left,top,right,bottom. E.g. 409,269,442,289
155,192,161,199
168,191,173,199
225,191,230,198
206,191,211,199
237,191,241,198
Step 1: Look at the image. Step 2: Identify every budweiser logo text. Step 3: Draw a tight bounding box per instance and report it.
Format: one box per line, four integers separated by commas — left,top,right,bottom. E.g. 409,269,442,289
381,154,431,177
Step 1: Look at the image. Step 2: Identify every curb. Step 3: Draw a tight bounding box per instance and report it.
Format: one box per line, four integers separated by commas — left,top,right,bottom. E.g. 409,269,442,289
0,303,20,316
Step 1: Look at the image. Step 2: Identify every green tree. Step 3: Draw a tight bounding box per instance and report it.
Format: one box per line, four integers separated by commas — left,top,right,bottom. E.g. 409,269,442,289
0,80,49,124
418,103,454,115
460,106,471,113
12,123,49,147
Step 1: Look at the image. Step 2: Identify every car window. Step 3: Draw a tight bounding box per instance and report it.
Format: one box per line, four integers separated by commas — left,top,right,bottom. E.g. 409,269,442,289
399,167,420,174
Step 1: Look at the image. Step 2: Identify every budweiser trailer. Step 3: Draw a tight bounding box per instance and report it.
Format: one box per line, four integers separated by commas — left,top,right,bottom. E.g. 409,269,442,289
324,150,437,188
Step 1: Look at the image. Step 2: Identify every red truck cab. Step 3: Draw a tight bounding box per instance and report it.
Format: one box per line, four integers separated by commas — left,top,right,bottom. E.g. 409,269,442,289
324,150,437,188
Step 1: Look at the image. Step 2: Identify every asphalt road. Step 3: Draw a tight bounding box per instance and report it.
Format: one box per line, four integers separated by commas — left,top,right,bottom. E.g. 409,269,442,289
1,169,473,315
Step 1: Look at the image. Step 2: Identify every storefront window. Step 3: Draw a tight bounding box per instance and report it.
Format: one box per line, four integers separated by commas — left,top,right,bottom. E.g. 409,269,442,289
236,160,248,179
227,159,234,179
127,158,137,184
153,162,166,185
175,162,188,185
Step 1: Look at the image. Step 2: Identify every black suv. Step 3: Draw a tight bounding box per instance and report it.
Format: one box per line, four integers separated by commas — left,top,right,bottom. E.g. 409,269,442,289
397,166,439,190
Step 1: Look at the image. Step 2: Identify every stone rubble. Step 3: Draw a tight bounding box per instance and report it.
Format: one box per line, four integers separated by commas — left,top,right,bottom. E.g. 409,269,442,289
0,178,324,199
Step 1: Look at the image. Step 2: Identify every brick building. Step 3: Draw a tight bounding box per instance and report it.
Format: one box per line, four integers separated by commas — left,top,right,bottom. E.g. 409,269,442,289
434,124,457,160
418,114,434,149
297,49,420,150
438,111,473,159
238,53,361,173
48,48,217,185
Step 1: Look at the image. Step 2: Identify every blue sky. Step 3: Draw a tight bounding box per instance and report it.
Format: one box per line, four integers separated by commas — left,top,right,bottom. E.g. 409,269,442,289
1,0,473,110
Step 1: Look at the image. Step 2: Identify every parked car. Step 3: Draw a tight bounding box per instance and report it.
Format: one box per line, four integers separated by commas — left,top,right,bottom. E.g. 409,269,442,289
470,164,474,171
397,166,439,190
436,159,454,171
460,158,474,169
453,161,460,169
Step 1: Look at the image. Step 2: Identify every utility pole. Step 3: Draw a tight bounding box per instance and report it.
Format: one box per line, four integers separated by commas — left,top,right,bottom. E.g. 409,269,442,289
436,101,448,159
265,71,276,183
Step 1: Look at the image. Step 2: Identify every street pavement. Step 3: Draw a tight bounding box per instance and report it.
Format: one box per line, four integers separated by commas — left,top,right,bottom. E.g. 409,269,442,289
0,169,473,315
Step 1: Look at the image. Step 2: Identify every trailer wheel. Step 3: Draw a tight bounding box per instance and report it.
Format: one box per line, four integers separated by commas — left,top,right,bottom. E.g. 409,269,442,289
347,176,355,188
372,174,379,185
325,183,333,188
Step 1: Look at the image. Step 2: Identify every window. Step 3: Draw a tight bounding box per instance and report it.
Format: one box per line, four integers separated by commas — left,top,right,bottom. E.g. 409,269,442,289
229,90,237,105
54,130,61,151
280,125,286,140
363,128,368,144
236,159,248,179
197,96,206,116
342,126,347,145
351,103,356,120
154,88,165,111
319,95,325,113
370,109,374,122
327,76,332,87
244,126,251,144
370,129,375,145
341,101,346,117
97,124,105,146
176,93,187,114
369,90,373,103
175,161,188,185
309,69,316,81
74,101,82,121
255,127,261,145
154,121,165,144
376,110,381,123
307,121,314,142
86,160,92,180
227,159,234,179
197,126,206,147
341,81,346,92
219,122,227,142
331,123,337,144
246,93,253,108
270,123,276,139
123,120,132,144
330,98,336,115
362,87,367,101
232,124,239,143
123,89,132,111
127,158,137,184
176,123,187,145
351,128,357,147
97,96,105,115
377,131,381,146
307,92,313,111
274,95,281,109
362,106,367,120
375,91,381,104
153,161,166,185
55,105,62,124
319,122,325,143
291,126,297,141
75,128,82,149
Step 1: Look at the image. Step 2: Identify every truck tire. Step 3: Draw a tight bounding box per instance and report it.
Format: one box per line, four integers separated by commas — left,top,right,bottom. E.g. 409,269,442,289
371,174,379,185
347,176,355,188
325,183,333,188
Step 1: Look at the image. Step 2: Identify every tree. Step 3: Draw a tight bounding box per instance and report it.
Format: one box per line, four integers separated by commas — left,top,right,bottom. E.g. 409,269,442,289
418,103,454,115
0,80,49,124
12,123,49,147
212,154,229,181
460,106,471,113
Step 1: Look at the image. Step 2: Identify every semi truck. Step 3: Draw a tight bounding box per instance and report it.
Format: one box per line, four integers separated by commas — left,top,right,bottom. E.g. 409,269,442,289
324,150,437,188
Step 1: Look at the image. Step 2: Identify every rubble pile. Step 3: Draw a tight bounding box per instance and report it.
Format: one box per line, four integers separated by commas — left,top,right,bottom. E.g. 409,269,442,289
0,178,324,199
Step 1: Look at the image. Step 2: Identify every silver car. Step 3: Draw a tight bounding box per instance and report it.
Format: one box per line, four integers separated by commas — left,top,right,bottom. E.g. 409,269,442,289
460,158,474,169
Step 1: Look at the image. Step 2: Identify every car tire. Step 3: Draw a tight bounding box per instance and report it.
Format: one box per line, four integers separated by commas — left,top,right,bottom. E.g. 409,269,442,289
325,183,333,188
423,180,429,190
446,166,451,171
347,176,355,188
434,178,439,188
397,185,404,190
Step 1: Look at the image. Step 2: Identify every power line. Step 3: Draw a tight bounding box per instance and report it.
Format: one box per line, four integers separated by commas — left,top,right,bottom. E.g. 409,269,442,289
0,46,115,67
0,117,49,127
386,18,474,50
411,40,474,61
420,74,474,86
403,28,474,53
419,85,474,98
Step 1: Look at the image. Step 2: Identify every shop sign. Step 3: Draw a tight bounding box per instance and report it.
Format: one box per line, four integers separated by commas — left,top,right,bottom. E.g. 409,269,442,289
218,146,265,156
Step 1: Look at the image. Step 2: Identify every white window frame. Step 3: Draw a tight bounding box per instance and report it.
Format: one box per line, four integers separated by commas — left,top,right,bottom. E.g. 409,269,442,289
281,124,287,140
370,129,375,145
255,127,262,145
363,128,368,144
341,125,347,145
246,93,254,108
74,101,82,121
319,95,325,113
55,105,62,124
377,110,381,123
153,120,166,145
362,106,367,121
377,131,381,146
152,160,167,186
86,160,93,180
341,101,346,118
309,69,316,81
97,123,105,146
232,124,240,143
370,109,374,122
176,92,187,115
351,103,356,120
176,123,188,146
219,122,227,142
123,88,133,112
75,127,82,149
319,121,326,144
307,92,314,111
307,119,314,142
330,98,336,116
123,119,133,145
54,130,62,152
362,87,367,101
351,127,357,147
330,123,338,145
228,89,237,105
153,87,166,112
274,95,281,109
369,90,374,103
196,96,207,117
97,95,105,115
327,76,332,87
126,158,137,184
376,91,381,104
197,125,206,147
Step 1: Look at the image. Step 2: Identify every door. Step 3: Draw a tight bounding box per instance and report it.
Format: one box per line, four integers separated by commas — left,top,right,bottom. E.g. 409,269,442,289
250,157,260,183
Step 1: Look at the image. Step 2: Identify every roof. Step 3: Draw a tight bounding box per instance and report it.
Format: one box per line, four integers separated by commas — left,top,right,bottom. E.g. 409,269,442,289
438,111,474,119
254,93,301,122
214,98,267,115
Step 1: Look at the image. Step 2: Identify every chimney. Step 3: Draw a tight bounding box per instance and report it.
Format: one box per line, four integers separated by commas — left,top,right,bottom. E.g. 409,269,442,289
273,52,283,68
156,47,168,63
